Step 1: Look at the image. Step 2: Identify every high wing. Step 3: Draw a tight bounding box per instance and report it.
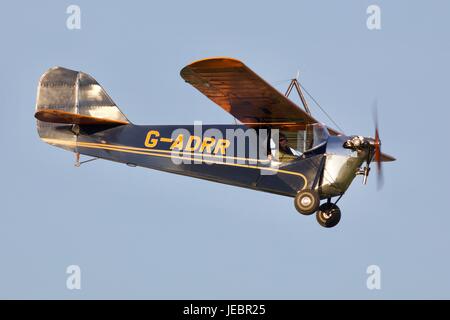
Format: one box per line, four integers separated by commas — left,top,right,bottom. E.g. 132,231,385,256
180,57,341,135
180,57,395,161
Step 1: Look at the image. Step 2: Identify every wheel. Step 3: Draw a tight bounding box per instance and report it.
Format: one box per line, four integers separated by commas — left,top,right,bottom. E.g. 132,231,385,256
294,189,320,215
316,203,341,228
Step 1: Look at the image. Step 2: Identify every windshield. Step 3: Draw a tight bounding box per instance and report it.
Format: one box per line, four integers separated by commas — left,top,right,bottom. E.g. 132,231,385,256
303,123,329,152
270,123,329,161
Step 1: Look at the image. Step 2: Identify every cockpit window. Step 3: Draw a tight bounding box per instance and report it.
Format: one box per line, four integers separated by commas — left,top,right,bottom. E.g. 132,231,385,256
303,123,329,152
270,123,329,162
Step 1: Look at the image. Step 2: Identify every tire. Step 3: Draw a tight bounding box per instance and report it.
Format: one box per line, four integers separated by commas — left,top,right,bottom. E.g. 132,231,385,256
316,203,341,228
294,189,320,215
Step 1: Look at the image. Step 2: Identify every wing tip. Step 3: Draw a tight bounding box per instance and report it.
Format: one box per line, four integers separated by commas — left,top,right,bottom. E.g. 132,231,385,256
186,56,243,66
181,57,245,77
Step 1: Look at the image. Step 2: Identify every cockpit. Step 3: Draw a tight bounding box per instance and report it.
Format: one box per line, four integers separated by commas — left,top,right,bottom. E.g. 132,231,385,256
269,123,329,162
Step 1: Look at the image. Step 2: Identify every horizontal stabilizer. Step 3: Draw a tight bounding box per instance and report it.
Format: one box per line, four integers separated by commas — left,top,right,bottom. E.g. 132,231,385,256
35,109,129,126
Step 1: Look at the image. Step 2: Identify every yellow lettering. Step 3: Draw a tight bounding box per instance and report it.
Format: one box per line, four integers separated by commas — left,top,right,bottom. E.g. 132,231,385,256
170,134,184,150
185,136,201,152
213,139,230,155
199,137,216,153
144,130,159,148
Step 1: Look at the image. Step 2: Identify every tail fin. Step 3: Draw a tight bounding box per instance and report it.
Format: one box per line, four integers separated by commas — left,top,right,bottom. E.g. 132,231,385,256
35,67,129,150
35,67,129,125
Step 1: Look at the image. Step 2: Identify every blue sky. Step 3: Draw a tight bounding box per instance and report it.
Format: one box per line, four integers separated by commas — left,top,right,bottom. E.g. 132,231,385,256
0,0,449,299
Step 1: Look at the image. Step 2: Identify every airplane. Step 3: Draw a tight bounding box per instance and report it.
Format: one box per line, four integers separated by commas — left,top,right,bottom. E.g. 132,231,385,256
34,57,395,228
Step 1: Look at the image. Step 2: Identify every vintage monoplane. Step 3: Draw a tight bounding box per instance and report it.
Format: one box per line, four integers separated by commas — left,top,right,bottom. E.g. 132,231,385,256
35,57,395,228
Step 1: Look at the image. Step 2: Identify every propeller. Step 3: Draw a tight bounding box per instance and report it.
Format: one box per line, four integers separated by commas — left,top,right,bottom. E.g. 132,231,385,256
372,105,383,189
342,100,390,188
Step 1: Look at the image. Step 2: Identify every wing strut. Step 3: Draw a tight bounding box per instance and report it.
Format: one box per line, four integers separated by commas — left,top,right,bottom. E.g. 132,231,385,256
284,77,311,116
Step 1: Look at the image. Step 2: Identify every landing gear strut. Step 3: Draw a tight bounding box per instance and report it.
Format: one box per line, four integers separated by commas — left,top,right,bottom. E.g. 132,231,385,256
293,155,342,227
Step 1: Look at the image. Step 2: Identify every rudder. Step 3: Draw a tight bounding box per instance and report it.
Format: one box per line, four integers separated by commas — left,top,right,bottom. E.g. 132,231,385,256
35,67,130,150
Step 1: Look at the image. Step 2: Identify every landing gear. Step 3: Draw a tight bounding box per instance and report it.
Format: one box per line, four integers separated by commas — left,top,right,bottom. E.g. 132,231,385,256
316,203,341,228
294,189,320,215
294,189,342,228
